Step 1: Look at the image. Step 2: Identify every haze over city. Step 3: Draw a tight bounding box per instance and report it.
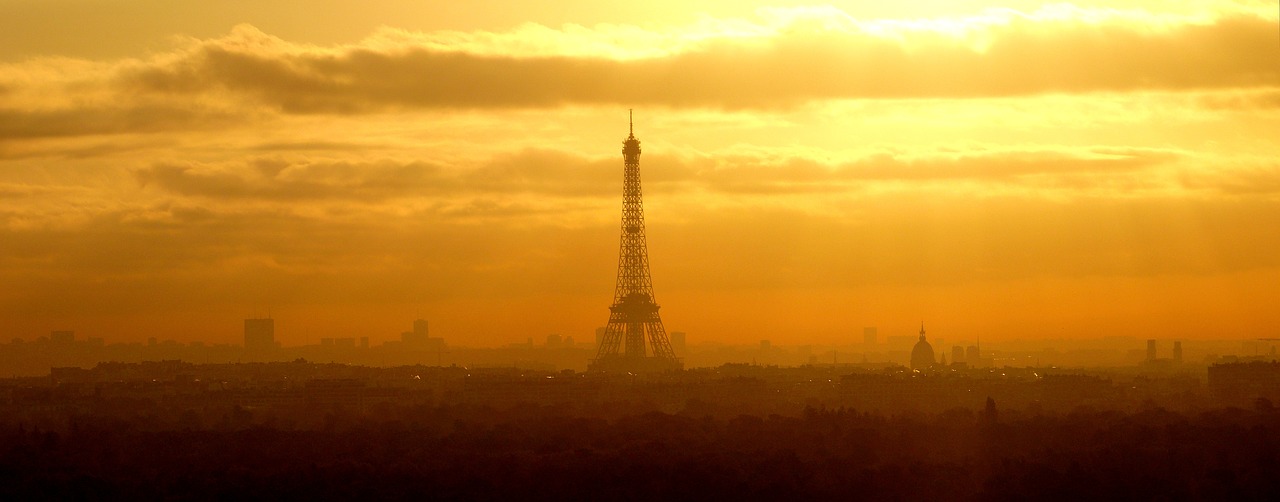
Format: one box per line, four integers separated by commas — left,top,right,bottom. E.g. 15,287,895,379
3,0,1278,349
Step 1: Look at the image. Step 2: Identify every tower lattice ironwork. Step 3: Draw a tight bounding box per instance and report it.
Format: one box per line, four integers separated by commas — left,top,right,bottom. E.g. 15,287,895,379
590,111,681,372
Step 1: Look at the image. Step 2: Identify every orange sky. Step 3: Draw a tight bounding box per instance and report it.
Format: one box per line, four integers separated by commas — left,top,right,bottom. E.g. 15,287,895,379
1,1,1277,346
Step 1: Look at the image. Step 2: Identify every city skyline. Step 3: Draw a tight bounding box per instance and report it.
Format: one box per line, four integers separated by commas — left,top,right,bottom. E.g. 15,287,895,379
2,0,1278,347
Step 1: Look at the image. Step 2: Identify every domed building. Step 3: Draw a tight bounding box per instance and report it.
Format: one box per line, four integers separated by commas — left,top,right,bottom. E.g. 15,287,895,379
910,322,935,370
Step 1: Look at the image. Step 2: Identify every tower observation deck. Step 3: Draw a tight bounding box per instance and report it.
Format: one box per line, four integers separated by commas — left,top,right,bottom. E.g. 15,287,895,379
589,111,682,373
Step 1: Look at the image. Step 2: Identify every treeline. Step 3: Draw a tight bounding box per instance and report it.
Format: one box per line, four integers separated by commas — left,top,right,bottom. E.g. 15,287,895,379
1,401,1279,500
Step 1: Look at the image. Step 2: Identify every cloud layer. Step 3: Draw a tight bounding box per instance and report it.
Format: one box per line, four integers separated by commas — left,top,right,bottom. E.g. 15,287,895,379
0,7,1275,123
124,14,1280,111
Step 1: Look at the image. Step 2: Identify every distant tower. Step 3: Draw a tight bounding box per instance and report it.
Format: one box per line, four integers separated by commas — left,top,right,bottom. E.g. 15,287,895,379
1173,341,1183,363
244,318,275,352
669,331,687,355
402,319,430,349
1146,339,1157,362
910,322,936,370
590,112,680,372
863,327,878,346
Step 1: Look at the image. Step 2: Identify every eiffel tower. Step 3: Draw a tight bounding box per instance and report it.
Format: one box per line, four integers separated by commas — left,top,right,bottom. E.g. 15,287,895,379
589,112,681,373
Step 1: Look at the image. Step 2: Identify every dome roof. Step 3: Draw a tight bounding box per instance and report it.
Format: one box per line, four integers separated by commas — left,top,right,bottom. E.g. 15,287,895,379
910,323,935,370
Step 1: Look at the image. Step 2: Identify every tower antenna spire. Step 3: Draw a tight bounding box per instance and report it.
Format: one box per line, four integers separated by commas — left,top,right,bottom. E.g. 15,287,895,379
629,109,633,136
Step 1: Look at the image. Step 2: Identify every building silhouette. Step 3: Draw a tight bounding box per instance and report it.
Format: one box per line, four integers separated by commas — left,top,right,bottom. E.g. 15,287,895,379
402,319,429,347
863,327,878,346
910,323,935,370
669,331,687,356
590,112,680,373
1146,339,1157,362
244,318,276,352
400,319,444,351
967,344,981,367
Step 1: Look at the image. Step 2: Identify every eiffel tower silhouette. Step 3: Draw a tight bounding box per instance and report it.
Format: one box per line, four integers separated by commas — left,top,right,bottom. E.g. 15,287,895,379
589,111,681,373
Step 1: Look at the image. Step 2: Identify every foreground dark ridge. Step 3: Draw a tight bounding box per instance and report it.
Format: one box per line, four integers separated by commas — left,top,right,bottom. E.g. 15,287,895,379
3,399,1280,500
3,360,1280,500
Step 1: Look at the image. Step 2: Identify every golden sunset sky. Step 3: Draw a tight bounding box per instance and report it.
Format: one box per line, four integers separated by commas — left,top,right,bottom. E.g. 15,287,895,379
1,0,1277,346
